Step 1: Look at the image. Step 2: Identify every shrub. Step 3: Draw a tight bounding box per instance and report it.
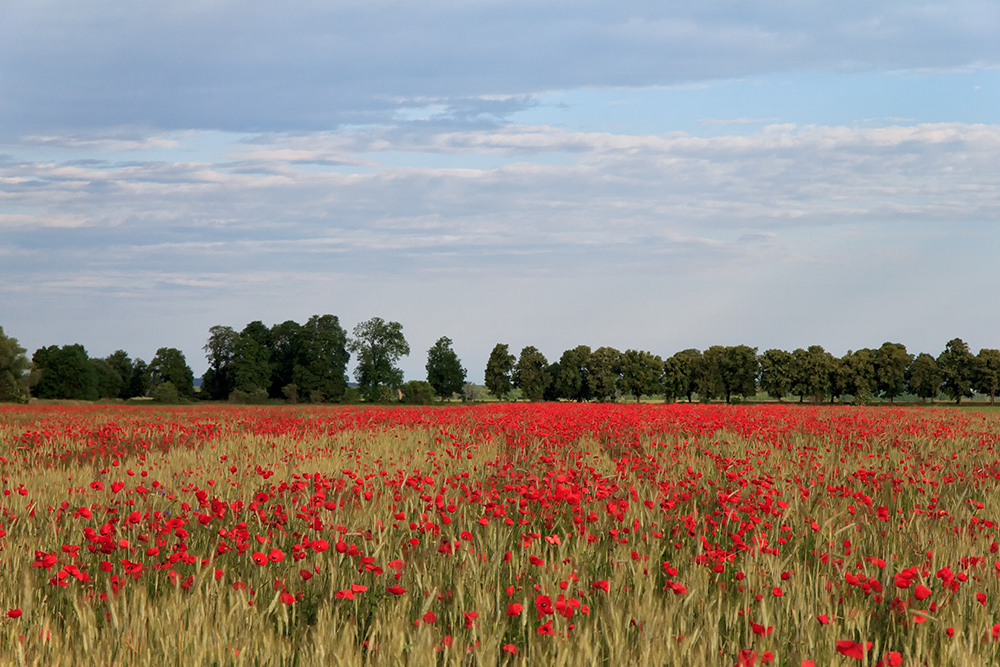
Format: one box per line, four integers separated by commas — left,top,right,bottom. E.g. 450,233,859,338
152,381,180,404
400,380,434,404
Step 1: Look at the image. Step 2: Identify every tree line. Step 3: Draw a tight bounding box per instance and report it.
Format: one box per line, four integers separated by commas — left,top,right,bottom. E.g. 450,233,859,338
2,320,998,405
0,317,462,405
485,339,1000,405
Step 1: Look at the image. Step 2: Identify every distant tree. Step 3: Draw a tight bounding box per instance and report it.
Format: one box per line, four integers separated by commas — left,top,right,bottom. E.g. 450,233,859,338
484,344,516,400
696,346,726,402
618,349,663,402
293,315,350,403
513,346,550,401
841,349,877,401
32,344,98,400
974,349,1000,405
587,347,621,402
758,349,793,401
129,359,151,399
542,361,562,401
666,349,702,402
461,382,490,402
232,321,273,395
938,338,975,404
555,346,592,402
874,342,911,404
269,320,302,398
149,348,194,398
202,325,238,400
0,327,31,403
828,354,848,403
91,358,124,400
720,345,758,402
105,350,136,399
907,353,941,401
348,317,409,402
426,337,467,400
790,346,833,402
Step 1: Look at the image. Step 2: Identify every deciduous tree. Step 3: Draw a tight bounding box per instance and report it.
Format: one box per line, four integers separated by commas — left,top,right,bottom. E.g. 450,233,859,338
0,327,31,403
513,346,550,401
294,315,350,403
758,349,793,401
485,344,515,400
269,320,302,398
840,349,877,401
875,342,911,403
149,347,194,398
203,325,238,400
720,345,758,403
790,346,833,403
587,347,620,402
32,344,98,400
665,349,701,402
618,349,663,402
232,321,273,396
555,346,592,402
425,337,467,400
974,349,1000,405
348,318,409,402
938,338,975,404
907,353,941,401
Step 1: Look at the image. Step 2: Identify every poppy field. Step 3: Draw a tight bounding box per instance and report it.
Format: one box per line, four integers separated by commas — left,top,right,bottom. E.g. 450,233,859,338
2,404,1000,665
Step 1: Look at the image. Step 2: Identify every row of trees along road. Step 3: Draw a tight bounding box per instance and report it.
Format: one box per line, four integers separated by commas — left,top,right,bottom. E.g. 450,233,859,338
3,320,998,405
485,339,1000,404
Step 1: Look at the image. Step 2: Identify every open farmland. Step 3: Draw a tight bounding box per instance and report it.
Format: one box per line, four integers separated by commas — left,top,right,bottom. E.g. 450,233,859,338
2,404,1000,666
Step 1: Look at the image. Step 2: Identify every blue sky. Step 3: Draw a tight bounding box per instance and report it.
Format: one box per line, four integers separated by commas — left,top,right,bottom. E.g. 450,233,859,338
1,1,999,382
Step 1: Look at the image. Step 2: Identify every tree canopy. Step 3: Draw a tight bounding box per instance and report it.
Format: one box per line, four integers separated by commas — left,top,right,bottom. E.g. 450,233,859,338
348,318,409,402
425,337,467,399
485,344,515,400
0,327,31,403
149,348,195,398
938,338,975,404
513,346,549,401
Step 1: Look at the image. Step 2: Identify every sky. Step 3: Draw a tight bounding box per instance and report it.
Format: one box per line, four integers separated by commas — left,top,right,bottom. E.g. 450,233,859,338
1,1,999,383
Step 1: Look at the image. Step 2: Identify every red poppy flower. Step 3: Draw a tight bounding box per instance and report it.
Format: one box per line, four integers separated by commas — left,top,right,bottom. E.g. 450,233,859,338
269,548,285,563
252,552,267,565
592,580,609,592
876,652,903,667
502,644,517,655
422,611,436,624
507,603,523,617
914,584,932,600
6,609,22,619
280,592,295,605
537,620,555,635
817,614,830,625
835,640,872,659
387,585,406,595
